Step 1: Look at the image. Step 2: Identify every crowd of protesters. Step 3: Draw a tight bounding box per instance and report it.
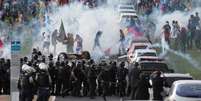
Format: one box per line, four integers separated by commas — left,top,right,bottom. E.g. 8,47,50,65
0,0,55,26
0,0,107,26
134,0,193,16
162,12,201,52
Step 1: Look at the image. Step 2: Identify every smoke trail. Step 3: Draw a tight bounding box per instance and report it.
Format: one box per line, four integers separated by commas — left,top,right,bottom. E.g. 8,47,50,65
145,1,201,71
168,49,201,71
159,35,201,71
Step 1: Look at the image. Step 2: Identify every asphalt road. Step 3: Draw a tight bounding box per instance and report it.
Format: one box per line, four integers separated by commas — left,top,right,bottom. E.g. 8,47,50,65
55,96,122,101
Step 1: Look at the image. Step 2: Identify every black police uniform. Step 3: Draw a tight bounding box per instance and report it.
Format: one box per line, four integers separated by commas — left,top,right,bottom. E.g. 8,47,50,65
18,73,35,101
62,62,71,96
117,65,128,97
151,72,164,100
71,63,85,96
55,61,64,96
108,62,117,96
129,67,141,100
48,59,56,95
98,68,110,101
88,65,97,99
36,71,52,101
3,59,10,94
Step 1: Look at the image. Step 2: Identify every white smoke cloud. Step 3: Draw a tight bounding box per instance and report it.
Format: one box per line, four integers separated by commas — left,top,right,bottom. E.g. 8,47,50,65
150,7,201,38
0,44,11,59
0,22,11,59
148,7,201,70
38,2,121,55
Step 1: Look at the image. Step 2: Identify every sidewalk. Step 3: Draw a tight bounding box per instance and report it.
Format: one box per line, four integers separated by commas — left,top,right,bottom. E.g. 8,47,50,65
0,95,10,101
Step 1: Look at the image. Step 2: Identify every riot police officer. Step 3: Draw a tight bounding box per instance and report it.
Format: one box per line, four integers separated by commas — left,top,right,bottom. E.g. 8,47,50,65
55,61,64,96
97,60,106,96
117,62,128,97
88,60,97,99
71,61,85,96
129,63,141,100
98,62,110,101
0,58,4,94
3,59,10,94
62,60,71,97
150,71,164,100
48,54,56,95
108,61,117,96
36,63,52,101
82,60,89,96
18,62,36,101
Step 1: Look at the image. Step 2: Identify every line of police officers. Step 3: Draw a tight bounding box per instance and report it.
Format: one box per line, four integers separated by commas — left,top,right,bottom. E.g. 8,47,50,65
0,58,10,95
18,48,165,101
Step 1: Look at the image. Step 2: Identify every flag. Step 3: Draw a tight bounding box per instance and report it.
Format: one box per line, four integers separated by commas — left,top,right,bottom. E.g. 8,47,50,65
104,48,111,56
128,26,143,37
0,39,3,49
57,20,67,42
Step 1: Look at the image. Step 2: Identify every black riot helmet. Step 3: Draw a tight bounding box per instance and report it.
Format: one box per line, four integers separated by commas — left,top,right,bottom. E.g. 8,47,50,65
6,59,10,65
120,62,125,68
32,48,37,54
27,61,32,66
23,57,28,63
38,51,42,56
42,55,46,63
89,59,94,65
48,53,53,60
0,58,5,63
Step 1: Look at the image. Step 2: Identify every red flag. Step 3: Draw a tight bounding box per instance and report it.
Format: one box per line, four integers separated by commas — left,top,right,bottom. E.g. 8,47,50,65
128,26,143,37
104,48,111,56
0,39,3,49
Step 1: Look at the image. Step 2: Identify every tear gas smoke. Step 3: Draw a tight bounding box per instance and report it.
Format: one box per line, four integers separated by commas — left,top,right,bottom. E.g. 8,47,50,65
169,49,201,71
38,2,121,56
147,5,201,70
149,7,201,39
0,22,11,59
159,34,201,71
0,44,11,59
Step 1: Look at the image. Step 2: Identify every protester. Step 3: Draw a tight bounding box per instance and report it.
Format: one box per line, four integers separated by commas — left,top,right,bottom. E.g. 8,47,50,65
93,31,102,50
42,32,50,53
194,26,201,51
187,15,196,49
179,27,187,53
163,21,171,45
171,20,180,50
75,34,83,54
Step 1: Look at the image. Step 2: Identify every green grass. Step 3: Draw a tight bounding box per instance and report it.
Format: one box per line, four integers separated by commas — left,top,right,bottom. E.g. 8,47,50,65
166,50,201,80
